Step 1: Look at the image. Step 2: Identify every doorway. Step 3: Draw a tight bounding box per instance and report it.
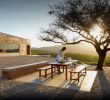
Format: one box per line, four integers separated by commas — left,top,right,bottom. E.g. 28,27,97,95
26,45,31,55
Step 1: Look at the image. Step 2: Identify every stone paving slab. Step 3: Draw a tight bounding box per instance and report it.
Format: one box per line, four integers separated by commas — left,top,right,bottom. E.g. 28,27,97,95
0,56,110,99
0,68,110,99
14,70,97,92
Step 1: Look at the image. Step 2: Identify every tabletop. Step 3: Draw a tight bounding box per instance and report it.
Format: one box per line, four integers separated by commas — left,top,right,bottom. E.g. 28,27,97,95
49,61,74,66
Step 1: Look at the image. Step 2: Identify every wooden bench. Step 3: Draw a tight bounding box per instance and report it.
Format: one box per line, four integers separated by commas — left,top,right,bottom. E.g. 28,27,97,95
2,61,49,79
69,64,89,83
37,65,56,78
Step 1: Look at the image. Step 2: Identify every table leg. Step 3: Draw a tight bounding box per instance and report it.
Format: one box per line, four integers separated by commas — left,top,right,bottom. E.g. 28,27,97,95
51,65,53,78
65,66,67,80
70,72,72,80
39,70,41,78
62,66,64,72
45,70,47,78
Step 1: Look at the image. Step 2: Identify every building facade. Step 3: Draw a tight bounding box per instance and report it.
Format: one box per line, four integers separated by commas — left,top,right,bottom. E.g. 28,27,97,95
0,32,31,56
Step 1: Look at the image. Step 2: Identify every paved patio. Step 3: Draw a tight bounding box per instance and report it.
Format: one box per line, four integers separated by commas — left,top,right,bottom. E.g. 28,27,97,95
0,56,110,99
14,69,97,92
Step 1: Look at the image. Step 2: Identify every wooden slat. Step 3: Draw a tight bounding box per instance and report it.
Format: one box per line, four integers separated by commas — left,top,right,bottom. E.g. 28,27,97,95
69,64,89,82
70,64,88,73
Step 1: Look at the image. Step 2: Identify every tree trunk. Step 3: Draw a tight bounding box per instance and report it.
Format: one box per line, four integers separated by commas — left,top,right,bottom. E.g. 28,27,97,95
96,53,106,70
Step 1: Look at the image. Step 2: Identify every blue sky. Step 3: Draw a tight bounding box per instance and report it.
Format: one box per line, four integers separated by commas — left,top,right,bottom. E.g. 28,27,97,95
0,0,61,47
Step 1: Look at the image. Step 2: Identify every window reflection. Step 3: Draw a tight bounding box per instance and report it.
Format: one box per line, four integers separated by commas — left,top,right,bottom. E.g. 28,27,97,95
0,43,19,53
5,44,19,53
0,43,4,52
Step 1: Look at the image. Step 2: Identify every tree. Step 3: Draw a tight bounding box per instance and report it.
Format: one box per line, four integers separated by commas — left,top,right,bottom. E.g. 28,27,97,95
40,0,110,70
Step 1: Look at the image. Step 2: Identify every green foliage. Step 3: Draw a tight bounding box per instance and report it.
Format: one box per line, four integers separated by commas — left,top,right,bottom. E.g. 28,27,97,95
104,57,110,66
66,53,98,63
31,49,110,66
50,52,98,64
50,52,57,58
51,52,110,66
31,50,50,55
31,50,41,55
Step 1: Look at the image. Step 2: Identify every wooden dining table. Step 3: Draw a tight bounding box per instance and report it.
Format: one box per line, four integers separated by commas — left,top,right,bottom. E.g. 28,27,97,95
49,61,74,80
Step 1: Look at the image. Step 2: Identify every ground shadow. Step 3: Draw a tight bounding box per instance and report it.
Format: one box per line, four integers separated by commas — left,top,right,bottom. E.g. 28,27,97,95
96,69,110,99
0,72,96,100
0,68,106,100
0,81,80,100
0,77,7,82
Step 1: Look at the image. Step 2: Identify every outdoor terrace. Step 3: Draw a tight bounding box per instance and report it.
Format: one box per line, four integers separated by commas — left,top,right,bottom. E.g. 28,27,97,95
0,55,110,99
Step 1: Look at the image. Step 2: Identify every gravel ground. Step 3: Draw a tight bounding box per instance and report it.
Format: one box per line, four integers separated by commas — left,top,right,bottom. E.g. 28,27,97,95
0,56,110,100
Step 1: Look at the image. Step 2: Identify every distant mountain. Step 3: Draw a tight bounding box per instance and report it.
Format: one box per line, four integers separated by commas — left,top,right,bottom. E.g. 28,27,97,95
31,47,40,50
32,43,110,56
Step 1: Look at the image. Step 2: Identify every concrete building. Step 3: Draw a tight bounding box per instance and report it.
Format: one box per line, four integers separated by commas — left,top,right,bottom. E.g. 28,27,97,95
0,32,31,56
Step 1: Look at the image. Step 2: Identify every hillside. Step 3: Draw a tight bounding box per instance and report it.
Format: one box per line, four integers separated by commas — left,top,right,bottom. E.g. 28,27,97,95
32,43,110,56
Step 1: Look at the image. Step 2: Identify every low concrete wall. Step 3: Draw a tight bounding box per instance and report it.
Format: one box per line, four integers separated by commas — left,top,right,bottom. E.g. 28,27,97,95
2,61,49,79
0,53,20,56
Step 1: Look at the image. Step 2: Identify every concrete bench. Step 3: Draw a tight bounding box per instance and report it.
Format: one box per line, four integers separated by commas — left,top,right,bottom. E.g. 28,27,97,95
2,61,49,79
37,65,56,78
69,64,89,83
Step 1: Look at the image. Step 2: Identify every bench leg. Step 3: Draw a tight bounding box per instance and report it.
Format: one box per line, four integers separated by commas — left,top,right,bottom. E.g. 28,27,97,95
62,66,64,72
70,72,80,83
82,67,87,75
45,70,47,78
39,70,41,78
78,73,80,83
70,72,72,80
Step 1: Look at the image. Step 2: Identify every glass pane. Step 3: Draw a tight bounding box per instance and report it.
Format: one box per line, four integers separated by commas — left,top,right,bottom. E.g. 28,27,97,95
5,43,19,53
0,43,4,52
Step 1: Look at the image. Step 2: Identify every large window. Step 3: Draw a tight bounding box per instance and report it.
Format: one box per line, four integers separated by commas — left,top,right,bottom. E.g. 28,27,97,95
5,44,19,53
0,43,19,53
0,43,4,52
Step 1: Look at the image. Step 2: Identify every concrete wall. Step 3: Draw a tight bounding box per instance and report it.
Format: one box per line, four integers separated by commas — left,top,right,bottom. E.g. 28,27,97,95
0,32,31,56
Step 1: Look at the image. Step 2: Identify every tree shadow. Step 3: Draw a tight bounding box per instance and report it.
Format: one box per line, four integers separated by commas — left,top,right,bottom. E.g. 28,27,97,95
1,80,79,100
0,77,7,82
1,69,106,100
1,82,54,99
95,69,110,99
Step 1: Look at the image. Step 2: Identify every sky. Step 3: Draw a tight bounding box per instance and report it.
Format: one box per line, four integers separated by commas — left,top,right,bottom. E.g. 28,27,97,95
0,0,61,48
